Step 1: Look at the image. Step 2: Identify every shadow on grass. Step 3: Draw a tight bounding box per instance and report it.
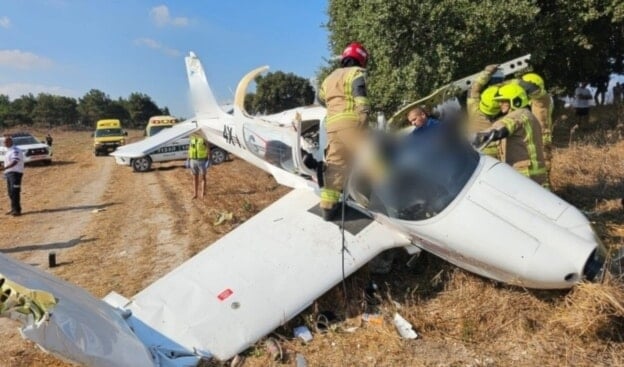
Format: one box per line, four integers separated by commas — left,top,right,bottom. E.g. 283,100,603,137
0,235,96,254
23,202,119,215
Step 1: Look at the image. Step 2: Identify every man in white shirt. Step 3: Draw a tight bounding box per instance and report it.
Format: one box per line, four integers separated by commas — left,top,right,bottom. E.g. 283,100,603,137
2,134,25,216
574,82,593,127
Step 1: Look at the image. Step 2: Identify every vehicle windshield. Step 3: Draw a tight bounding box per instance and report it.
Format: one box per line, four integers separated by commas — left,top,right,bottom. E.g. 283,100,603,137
12,136,40,145
365,122,479,221
95,128,123,137
148,125,172,136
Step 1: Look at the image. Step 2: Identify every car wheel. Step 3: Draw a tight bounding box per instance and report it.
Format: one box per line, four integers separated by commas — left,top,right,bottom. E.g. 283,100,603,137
211,147,227,165
132,157,152,172
43,160,52,166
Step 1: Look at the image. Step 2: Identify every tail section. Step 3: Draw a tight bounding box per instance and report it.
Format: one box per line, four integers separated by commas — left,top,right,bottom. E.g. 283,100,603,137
185,51,225,119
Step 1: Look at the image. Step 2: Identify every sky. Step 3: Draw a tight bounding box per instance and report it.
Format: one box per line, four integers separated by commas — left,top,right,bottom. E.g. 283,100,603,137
0,0,330,118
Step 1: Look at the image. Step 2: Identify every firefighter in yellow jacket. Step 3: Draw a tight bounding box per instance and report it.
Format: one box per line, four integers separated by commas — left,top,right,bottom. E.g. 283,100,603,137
466,64,503,159
473,83,548,187
518,72,554,173
318,42,370,220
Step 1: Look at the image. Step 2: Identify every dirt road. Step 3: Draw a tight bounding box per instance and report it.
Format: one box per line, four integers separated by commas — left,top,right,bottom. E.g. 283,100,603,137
0,129,288,367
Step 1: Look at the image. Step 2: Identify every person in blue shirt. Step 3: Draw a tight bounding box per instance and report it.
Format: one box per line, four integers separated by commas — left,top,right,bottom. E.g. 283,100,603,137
407,106,439,134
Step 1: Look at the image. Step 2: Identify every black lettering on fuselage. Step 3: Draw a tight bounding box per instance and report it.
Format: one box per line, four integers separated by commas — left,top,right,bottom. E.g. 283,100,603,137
223,125,242,148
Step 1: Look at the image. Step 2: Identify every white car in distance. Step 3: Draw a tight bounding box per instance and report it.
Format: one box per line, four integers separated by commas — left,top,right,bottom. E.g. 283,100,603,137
0,132,52,166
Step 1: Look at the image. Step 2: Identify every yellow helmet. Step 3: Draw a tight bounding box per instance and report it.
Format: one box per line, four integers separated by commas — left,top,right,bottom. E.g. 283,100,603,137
479,86,501,116
493,83,529,110
521,72,545,91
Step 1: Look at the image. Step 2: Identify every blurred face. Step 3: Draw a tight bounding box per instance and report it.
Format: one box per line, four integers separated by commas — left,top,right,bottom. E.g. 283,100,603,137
408,110,427,128
499,101,511,114
4,136,12,148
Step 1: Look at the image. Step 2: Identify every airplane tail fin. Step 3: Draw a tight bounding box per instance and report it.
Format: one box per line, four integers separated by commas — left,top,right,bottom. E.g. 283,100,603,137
185,52,224,119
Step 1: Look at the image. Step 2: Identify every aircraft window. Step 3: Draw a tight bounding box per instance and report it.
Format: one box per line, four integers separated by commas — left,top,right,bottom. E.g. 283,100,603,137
148,125,172,136
243,124,297,173
94,128,123,137
366,122,479,221
300,119,320,152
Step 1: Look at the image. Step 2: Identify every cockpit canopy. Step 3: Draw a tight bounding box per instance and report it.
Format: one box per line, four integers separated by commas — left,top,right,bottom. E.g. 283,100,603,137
364,122,479,221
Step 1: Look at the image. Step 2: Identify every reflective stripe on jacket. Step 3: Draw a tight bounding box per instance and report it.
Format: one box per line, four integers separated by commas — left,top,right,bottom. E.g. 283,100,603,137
493,108,546,180
188,135,209,159
319,66,369,132
529,92,554,146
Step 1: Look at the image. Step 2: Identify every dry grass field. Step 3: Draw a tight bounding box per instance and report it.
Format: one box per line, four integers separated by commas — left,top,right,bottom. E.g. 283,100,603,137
1,103,624,367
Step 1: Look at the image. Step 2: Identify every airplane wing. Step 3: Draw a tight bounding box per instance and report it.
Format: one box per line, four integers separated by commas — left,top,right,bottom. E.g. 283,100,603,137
106,188,411,363
111,120,199,159
388,54,531,127
0,254,156,367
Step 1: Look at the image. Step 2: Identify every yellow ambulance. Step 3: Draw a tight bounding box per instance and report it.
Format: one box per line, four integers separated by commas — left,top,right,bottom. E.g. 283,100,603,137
93,119,127,156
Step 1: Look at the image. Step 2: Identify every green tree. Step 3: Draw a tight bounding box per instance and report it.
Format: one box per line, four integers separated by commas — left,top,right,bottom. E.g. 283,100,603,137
125,92,163,127
9,94,37,126
325,0,624,113
108,98,131,125
0,95,11,127
32,94,78,127
248,71,315,114
78,89,112,127
244,92,255,114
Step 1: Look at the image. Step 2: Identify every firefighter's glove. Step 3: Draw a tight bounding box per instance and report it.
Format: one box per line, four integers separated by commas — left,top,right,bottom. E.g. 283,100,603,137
484,64,499,74
472,127,509,147
303,152,319,170
472,132,493,147
490,127,510,140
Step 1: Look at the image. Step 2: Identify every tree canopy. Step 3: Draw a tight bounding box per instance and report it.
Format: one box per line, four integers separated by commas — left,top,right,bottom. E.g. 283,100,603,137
325,0,624,113
0,89,170,129
245,71,315,115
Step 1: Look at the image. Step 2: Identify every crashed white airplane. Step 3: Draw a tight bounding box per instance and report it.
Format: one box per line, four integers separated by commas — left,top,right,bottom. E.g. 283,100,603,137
0,52,608,366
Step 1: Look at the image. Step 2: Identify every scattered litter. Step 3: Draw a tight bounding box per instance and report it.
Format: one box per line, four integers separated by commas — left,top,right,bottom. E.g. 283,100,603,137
264,337,282,361
392,313,418,339
295,353,307,367
342,326,359,333
213,211,233,226
293,325,313,343
316,310,338,332
362,313,383,326
91,208,105,213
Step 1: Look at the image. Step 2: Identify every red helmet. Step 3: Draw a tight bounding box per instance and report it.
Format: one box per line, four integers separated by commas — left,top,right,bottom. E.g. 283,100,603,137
341,42,369,67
